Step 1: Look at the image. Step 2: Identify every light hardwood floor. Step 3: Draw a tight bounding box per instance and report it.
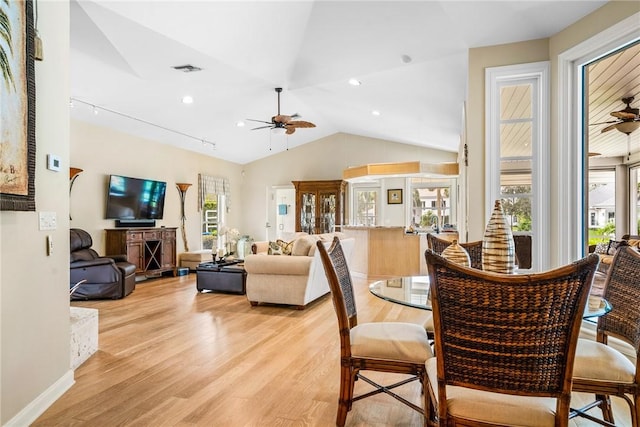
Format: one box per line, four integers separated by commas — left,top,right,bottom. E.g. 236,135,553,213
34,274,631,426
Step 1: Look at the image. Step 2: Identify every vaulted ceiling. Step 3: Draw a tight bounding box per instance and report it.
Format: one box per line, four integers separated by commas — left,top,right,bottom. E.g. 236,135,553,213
69,1,611,165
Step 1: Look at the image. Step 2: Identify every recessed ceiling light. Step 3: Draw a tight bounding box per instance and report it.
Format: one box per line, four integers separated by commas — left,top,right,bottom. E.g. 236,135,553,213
182,95,194,104
236,121,245,127
371,110,381,116
348,78,361,86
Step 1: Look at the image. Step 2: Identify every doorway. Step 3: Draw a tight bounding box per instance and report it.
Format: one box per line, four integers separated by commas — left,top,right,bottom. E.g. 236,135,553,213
266,185,296,242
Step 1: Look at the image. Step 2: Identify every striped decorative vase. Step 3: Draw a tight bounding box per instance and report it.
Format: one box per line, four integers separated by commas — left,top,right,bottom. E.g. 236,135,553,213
442,240,471,267
482,200,516,274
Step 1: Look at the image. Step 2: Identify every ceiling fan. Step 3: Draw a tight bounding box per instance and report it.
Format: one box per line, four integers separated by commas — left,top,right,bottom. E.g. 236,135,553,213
592,96,640,135
247,88,316,135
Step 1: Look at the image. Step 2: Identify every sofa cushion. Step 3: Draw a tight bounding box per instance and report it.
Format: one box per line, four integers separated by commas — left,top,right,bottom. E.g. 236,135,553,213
291,235,320,256
244,253,313,275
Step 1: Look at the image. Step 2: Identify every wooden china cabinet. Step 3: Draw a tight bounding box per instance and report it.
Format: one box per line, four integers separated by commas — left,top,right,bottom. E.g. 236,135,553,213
292,180,346,234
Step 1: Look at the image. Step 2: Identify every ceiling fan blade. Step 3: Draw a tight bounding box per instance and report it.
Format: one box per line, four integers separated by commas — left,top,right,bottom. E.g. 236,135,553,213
590,120,619,126
601,124,618,133
611,111,637,120
285,127,296,135
288,121,316,128
247,118,273,124
251,125,274,130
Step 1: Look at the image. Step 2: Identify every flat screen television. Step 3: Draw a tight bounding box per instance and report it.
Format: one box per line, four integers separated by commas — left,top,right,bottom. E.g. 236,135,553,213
105,175,167,220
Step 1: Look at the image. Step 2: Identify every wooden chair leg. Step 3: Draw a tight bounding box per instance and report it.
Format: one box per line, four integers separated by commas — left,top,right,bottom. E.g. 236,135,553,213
596,394,614,423
336,366,352,426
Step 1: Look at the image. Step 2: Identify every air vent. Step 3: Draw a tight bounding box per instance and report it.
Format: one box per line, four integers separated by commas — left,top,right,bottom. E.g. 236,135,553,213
172,64,202,73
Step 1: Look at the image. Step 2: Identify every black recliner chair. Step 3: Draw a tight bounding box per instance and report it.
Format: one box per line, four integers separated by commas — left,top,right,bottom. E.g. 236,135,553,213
70,228,136,300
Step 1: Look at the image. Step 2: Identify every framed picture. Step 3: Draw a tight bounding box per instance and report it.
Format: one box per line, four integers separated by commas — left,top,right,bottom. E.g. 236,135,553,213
387,188,403,204
1,0,36,211
386,278,403,288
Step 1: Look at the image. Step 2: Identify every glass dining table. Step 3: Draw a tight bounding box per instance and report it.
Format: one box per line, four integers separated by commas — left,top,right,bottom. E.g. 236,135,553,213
369,276,612,319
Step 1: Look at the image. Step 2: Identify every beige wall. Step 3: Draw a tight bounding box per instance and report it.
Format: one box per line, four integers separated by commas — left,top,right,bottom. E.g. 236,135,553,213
70,120,244,256
1,1,70,424
466,1,640,264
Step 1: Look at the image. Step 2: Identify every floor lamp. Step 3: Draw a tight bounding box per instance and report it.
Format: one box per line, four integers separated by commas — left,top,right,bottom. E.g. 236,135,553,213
69,167,83,220
176,183,192,252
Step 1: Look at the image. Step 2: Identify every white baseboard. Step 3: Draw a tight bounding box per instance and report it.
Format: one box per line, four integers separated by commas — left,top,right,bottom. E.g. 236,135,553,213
4,370,75,427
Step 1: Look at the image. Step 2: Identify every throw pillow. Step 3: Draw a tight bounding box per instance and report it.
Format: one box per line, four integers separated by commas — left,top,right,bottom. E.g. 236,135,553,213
594,242,609,254
276,239,294,255
606,239,622,255
268,241,283,255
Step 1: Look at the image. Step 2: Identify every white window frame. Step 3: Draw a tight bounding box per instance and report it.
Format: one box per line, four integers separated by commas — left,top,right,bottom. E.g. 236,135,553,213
558,13,639,265
350,184,380,226
631,165,640,235
485,61,550,272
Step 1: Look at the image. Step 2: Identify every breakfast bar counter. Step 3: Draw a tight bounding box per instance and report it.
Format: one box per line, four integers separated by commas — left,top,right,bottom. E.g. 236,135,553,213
342,226,422,277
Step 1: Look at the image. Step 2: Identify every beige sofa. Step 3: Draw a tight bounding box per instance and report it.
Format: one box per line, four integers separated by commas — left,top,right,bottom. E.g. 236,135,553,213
243,232,353,309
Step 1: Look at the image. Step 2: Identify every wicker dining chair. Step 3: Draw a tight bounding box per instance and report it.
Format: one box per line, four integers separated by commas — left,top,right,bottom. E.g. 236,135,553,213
572,241,640,426
426,233,483,269
423,234,483,340
424,249,599,426
317,237,433,427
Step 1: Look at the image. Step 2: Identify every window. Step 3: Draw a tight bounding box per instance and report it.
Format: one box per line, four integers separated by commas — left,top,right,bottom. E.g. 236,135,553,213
588,169,616,244
410,178,457,232
353,187,378,226
486,62,550,271
201,195,226,250
198,174,231,250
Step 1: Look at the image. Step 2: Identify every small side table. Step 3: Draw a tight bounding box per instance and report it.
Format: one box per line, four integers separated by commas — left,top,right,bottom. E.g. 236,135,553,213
196,261,246,294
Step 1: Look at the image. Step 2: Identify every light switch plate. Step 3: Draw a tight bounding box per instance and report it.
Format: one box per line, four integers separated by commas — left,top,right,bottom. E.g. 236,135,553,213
39,211,57,230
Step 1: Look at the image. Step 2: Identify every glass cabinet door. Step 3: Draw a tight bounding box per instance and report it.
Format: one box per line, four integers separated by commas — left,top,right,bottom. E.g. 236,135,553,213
318,192,336,233
300,192,316,234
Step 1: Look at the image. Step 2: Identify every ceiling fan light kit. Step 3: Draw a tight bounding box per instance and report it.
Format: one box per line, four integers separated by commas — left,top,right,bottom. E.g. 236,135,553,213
615,120,640,135
594,96,640,135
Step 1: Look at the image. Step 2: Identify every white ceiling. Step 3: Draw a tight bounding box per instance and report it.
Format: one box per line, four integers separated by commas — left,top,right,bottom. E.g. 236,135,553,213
69,0,607,165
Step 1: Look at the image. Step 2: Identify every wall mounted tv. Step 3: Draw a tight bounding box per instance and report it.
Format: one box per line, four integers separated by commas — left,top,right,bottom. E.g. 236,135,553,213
105,175,167,221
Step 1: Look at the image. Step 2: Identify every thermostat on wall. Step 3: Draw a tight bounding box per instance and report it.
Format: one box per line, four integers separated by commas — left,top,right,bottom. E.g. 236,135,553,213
47,154,61,172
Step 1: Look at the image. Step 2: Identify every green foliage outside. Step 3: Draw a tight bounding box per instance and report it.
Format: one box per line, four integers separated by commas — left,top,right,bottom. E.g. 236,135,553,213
588,221,615,246
201,197,218,250
501,186,532,232
420,210,437,228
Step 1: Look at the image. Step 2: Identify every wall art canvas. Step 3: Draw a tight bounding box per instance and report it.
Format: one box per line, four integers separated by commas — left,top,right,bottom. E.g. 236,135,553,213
1,0,35,211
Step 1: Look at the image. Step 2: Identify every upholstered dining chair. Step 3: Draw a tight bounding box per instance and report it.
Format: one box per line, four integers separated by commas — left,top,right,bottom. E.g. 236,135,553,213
572,241,640,426
317,237,433,427
424,249,599,426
